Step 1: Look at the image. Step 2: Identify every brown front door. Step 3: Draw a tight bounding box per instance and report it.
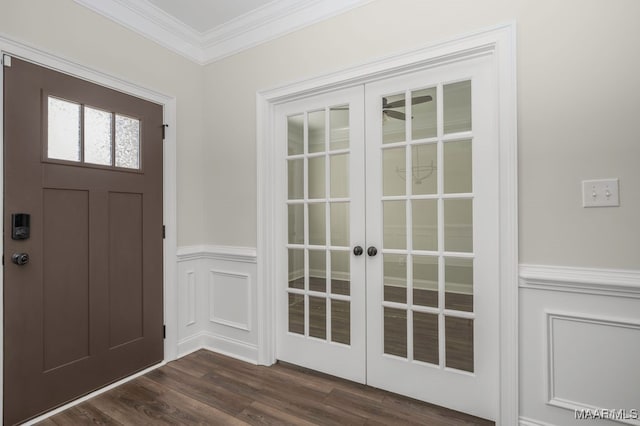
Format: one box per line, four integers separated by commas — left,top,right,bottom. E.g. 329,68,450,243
3,57,164,425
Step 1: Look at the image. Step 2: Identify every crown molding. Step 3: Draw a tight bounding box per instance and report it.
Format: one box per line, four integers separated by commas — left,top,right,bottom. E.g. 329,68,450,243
74,0,374,65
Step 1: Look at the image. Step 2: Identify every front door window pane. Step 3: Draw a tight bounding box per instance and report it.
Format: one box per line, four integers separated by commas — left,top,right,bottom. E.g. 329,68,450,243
115,114,140,169
48,97,81,162
84,106,112,166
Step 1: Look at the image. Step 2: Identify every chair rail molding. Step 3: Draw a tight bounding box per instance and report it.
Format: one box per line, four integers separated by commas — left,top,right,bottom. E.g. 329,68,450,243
519,264,640,298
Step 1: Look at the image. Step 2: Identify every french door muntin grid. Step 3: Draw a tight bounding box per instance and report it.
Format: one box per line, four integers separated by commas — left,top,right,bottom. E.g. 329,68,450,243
380,81,475,373
286,104,352,345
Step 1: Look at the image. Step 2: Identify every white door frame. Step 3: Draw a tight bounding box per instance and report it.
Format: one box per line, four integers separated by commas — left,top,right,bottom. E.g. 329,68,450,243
257,23,518,424
0,35,179,422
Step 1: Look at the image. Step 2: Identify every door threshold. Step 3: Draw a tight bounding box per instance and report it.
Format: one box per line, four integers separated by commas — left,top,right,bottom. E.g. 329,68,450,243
20,361,166,426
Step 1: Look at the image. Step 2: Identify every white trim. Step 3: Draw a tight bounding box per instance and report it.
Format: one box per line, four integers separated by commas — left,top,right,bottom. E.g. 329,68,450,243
22,361,165,425
73,0,374,65
177,331,259,365
519,417,557,426
545,311,640,426
177,244,257,263
519,264,640,298
208,270,252,332
256,22,518,425
0,34,178,422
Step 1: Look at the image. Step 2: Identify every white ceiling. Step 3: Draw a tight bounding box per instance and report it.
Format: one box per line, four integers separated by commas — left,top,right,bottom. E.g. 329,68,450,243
147,0,275,33
74,0,373,64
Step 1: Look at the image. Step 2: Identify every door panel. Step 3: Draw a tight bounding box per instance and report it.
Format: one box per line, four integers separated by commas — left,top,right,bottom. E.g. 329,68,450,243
365,55,498,420
3,57,163,425
276,86,366,383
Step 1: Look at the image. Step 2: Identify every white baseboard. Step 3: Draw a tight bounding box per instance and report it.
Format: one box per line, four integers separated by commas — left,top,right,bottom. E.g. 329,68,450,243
178,331,258,365
519,417,557,426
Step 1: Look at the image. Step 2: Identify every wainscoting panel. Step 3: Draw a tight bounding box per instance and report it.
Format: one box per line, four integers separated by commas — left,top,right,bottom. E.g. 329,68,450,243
176,245,258,363
519,265,640,426
209,270,251,331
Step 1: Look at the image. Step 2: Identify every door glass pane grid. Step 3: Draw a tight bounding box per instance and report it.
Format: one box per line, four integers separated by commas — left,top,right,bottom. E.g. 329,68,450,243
46,96,141,170
380,82,476,372
286,106,352,345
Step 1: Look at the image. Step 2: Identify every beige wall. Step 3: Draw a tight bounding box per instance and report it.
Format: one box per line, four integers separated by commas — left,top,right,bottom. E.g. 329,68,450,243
1,0,205,246
203,0,640,269
3,0,638,268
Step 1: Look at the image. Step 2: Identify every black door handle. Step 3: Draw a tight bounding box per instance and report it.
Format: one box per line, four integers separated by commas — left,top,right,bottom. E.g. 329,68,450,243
12,253,29,266
353,246,363,256
367,246,378,257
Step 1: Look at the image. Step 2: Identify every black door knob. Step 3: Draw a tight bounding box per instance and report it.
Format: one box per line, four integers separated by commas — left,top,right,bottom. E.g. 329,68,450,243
12,252,29,266
367,246,378,257
353,246,363,256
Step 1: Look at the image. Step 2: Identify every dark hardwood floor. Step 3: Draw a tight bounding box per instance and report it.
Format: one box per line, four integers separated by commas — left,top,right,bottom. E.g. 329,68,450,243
37,350,494,425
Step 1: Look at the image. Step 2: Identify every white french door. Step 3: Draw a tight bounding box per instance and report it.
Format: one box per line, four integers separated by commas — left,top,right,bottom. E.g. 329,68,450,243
276,54,498,420
275,86,367,383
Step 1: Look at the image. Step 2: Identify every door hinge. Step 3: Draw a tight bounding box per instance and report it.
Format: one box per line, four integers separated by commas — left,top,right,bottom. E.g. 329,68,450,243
162,225,166,239
2,54,11,67
162,124,168,140
163,325,166,339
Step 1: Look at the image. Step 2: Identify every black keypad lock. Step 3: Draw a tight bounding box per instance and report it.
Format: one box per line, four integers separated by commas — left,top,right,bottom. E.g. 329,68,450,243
12,213,30,240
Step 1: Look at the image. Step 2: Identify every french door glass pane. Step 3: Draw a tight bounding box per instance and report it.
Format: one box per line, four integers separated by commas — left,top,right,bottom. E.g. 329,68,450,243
308,110,325,153
382,147,406,196
309,296,327,339
444,81,472,134
84,106,112,166
288,294,304,335
308,157,325,199
288,249,304,290
287,114,304,155
383,201,406,250
330,203,349,247
445,257,473,312
413,312,439,364
308,250,326,292
308,203,325,246
412,199,438,251
383,254,406,304
444,199,473,253
287,159,304,200
411,87,437,140
331,300,350,344
444,140,472,194
411,143,437,195
384,308,407,357
330,106,349,150
48,97,81,162
330,154,349,198
288,204,304,245
445,316,474,372
330,251,350,295
382,93,406,144
413,255,438,308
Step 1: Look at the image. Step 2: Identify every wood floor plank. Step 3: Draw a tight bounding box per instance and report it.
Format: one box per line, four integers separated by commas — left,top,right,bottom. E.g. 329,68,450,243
48,403,121,425
145,363,252,416
36,349,494,426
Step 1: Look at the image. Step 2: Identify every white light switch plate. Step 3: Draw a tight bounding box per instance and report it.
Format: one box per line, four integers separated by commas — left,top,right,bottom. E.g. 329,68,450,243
582,178,620,207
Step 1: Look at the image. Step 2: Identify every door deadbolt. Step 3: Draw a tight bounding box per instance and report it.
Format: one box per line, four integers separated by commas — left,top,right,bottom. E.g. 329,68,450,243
12,253,29,266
